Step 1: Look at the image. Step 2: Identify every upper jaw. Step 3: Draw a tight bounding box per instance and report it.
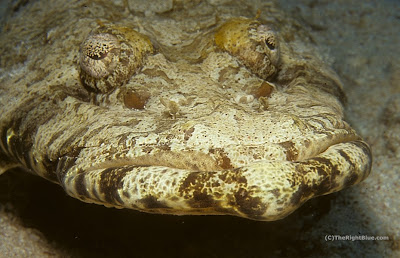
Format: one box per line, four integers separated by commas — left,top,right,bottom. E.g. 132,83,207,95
59,112,359,176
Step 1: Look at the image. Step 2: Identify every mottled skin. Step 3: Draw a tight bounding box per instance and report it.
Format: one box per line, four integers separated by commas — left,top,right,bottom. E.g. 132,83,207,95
0,0,371,220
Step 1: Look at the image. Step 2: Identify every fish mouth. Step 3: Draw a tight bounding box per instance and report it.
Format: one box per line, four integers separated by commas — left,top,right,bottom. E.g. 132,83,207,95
52,95,370,221
58,138,371,221
65,127,361,177
52,96,362,178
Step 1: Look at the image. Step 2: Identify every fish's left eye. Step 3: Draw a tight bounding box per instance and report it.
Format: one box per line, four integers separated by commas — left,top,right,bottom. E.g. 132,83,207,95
215,18,280,80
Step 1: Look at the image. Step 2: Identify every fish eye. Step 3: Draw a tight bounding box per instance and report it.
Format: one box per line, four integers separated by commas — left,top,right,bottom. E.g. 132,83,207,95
79,26,153,93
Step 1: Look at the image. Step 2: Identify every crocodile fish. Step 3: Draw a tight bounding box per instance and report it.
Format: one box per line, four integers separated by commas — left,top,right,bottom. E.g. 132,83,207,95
0,0,371,220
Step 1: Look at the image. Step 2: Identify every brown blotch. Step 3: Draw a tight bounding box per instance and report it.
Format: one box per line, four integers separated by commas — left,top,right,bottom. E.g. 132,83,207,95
217,171,246,184
269,188,281,198
234,188,268,219
99,166,130,205
170,196,179,201
124,90,149,110
253,82,274,98
212,182,221,187
338,149,353,167
74,172,89,197
343,173,360,189
278,141,298,161
218,173,227,182
158,144,171,151
189,191,216,208
179,172,210,194
122,191,131,198
140,195,170,209
219,154,233,169
289,184,313,206
92,185,100,200
184,127,195,141
222,169,248,184
310,157,339,178
295,157,342,199
210,148,233,169
179,172,221,208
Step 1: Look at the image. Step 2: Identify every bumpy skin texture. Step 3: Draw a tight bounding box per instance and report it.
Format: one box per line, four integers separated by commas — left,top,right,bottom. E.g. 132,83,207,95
0,0,371,221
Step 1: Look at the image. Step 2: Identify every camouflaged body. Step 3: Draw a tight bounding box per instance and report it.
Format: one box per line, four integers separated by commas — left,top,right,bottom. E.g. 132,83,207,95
0,0,371,220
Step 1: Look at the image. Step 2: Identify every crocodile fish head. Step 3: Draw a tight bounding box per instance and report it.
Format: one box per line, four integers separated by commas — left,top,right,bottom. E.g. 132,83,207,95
0,1,371,221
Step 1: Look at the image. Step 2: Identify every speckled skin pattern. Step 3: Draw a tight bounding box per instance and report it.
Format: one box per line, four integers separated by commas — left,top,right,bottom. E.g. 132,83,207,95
0,0,371,220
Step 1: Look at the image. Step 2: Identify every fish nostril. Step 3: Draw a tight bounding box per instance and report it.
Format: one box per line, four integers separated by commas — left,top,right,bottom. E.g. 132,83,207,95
123,90,150,110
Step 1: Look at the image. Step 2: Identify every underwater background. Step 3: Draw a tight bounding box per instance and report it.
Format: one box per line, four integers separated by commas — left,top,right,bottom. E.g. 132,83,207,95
0,0,399,257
